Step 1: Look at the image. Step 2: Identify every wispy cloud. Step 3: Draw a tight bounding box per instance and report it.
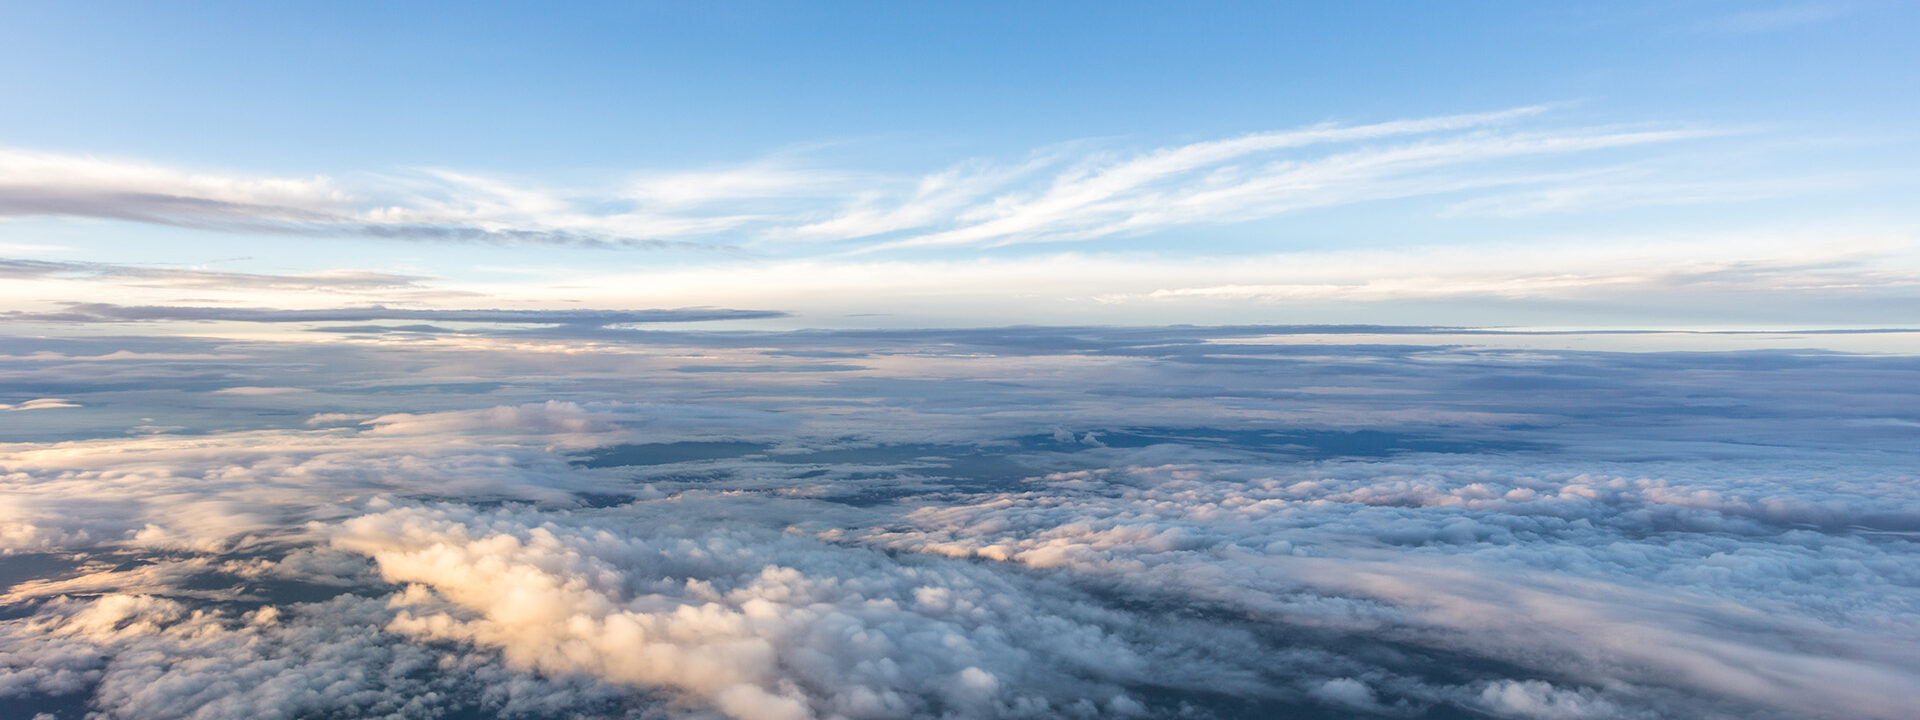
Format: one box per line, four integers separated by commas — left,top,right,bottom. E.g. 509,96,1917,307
1,108,1747,253
0,149,743,250
831,114,1723,252
2,303,787,326
0,257,431,291
1437,169,1861,218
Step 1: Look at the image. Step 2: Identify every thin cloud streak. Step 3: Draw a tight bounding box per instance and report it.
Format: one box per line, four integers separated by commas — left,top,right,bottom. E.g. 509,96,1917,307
848,123,1723,252
0,258,431,291
2,303,788,326
0,108,1744,253
461,232,1917,327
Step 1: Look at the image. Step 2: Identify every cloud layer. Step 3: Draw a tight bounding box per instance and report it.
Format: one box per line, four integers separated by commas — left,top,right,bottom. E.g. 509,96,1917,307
3,327,1917,719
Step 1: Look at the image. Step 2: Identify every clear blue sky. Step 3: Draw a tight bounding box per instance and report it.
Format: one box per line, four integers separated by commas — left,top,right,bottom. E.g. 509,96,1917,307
2,1,1916,329
6,2,1915,168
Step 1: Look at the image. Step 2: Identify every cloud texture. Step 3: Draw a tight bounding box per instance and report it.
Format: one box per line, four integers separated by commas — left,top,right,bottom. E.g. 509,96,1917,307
3,327,1917,719
0,107,1740,253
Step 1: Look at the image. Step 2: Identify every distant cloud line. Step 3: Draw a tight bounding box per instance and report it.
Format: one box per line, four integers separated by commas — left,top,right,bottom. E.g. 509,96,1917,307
3,302,787,326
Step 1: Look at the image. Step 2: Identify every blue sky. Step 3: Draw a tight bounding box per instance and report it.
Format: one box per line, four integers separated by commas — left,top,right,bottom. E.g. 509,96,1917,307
2,1,1917,330
5,2,1915,167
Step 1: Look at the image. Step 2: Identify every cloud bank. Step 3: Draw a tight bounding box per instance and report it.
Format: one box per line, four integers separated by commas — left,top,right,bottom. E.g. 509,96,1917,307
3,328,1916,719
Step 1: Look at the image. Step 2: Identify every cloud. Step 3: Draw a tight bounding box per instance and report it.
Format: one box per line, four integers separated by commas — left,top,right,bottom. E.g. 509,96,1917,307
11,420,1910,718
3,328,1918,719
328,503,1200,720
0,108,1748,254
0,398,78,411
0,420,602,553
0,147,346,216
0,592,646,720
1477,680,1626,720
0,258,432,292
3,302,787,326
304,413,374,426
625,161,864,209
0,399,797,554
0,149,735,249
853,451,1920,719
453,230,1917,329
1435,173,1858,218
210,386,308,396
308,323,457,334
361,401,618,437
790,108,1559,246
852,120,1723,252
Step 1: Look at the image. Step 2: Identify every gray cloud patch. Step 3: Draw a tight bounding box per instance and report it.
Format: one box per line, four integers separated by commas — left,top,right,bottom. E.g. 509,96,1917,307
0,258,431,291
0,186,728,251
0,188,340,228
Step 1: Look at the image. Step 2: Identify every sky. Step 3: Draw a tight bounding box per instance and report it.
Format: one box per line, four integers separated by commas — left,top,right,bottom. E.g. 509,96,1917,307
3,4,1920,720
1,1,1917,330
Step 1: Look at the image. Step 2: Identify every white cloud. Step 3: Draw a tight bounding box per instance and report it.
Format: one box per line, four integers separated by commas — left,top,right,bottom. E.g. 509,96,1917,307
0,414,608,554
0,398,78,411
855,453,1920,719
0,592,638,720
361,400,616,437
2,329,1918,719
0,107,1755,255
858,121,1720,251
1307,677,1387,712
327,498,1335,720
211,386,308,396
1437,173,1853,218
1478,680,1626,720
450,230,1919,328
0,148,347,213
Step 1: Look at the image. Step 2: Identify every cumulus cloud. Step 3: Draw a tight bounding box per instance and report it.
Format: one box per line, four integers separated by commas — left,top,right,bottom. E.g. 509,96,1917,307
0,592,645,720
854,453,1920,719
3,328,1918,720
329,503,1205,720
0,412,607,554
1478,679,1628,720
